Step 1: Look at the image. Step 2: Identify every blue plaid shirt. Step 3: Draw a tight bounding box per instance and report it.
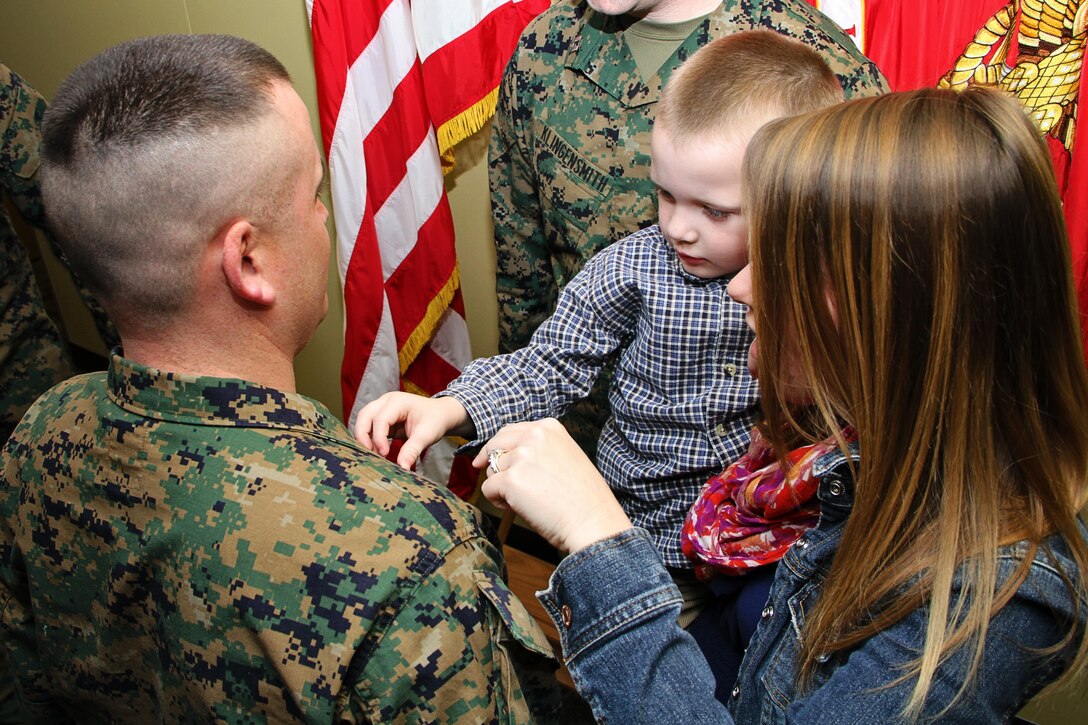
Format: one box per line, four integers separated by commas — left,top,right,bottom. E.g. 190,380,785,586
445,225,758,566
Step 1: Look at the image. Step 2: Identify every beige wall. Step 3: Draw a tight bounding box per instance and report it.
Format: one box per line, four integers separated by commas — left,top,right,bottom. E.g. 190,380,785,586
0,0,499,418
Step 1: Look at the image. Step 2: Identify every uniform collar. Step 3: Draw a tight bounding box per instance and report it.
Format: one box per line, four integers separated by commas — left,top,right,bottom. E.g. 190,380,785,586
106,353,345,438
567,0,756,107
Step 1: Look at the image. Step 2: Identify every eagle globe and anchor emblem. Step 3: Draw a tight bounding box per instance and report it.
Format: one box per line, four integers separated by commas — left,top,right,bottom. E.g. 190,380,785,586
939,0,1085,159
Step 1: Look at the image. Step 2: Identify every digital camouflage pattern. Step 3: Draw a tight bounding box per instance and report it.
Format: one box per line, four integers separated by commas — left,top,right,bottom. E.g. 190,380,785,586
489,0,889,455
0,355,559,723
0,63,73,444
0,63,119,445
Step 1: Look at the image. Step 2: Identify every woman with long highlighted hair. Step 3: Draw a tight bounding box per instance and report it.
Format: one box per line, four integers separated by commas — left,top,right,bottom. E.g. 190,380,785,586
478,86,1088,722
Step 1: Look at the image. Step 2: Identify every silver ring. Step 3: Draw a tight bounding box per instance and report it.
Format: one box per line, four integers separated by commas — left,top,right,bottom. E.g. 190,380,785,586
487,448,506,474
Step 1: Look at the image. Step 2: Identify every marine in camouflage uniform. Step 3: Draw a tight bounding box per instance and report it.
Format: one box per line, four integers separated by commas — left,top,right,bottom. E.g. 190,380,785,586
0,354,558,722
0,35,556,723
0,63,119,444
0,63,73,445
489,0,889,456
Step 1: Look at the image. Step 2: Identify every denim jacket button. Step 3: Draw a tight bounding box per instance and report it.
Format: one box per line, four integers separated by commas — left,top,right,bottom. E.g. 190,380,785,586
731,685,741,699
816,652,831,663
828,480,845,497
761,605,774,619
795,539,809,550
560,604,573,628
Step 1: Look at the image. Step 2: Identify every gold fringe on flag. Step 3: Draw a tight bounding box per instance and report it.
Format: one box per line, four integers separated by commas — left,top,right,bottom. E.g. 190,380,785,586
397,265,461,376
401,379,428,397
435,87,501,173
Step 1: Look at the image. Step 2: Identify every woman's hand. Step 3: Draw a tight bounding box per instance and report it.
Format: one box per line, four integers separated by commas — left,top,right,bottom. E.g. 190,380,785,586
475,418,633,553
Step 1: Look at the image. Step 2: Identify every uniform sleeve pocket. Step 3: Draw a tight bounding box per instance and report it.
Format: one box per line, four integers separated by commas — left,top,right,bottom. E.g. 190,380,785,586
475,569,562,723
474,569,555,659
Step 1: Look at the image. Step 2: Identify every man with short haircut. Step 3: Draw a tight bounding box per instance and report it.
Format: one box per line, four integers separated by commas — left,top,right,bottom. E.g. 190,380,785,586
490,0,888,456
0,34,556,723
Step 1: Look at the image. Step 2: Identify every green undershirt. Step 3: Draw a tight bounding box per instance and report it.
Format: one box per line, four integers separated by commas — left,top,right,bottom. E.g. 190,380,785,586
624,13,710,82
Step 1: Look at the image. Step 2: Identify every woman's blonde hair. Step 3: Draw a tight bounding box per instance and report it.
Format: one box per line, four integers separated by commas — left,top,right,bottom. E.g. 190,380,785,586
744,86,1088,718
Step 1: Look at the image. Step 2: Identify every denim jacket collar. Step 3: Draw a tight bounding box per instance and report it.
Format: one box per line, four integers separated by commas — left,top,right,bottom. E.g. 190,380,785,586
812,443,860,522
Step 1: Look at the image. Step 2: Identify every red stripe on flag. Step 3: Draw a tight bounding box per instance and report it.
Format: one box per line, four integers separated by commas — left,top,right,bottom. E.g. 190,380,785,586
341,209,385,412
309,0,394,152
420,0,549,129
405,342,465,397
1063,76,1088,357
445,454,478,501
449,286,465,317
385,195,457,349
362,62,432,212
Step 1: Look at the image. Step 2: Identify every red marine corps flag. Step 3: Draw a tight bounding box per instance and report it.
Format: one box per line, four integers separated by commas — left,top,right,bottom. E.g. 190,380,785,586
808,0,1088,359
308,0,548,497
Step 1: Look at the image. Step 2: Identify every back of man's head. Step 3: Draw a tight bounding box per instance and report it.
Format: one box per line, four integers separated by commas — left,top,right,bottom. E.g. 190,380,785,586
657,29,844,144
42,34,291,330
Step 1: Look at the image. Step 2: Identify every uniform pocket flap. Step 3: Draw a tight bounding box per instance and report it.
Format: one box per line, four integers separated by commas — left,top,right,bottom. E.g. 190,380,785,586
474,569,555,660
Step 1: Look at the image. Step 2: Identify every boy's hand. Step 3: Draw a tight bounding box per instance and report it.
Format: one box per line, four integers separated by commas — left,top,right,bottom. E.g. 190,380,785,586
353,392,472,470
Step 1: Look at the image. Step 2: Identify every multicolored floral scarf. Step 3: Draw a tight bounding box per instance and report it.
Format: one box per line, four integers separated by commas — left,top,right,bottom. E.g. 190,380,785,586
681,427,851,580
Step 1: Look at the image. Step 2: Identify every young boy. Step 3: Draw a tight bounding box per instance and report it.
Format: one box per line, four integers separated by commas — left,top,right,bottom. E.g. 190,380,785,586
356,29,844,598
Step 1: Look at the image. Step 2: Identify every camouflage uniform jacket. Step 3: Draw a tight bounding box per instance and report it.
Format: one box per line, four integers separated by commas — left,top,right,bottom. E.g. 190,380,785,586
489,0,889,453
0,355,558,723
0,63,73,442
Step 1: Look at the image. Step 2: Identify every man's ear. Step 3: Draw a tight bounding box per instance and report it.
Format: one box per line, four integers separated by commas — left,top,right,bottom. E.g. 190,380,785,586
221,219,276,306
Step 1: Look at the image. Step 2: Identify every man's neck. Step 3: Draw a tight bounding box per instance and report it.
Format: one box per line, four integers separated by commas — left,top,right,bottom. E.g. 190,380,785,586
121,331,298,394
639,0,721,23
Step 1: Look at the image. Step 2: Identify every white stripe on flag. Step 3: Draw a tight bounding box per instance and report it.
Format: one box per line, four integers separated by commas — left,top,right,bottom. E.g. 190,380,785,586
412,0,510,60
374,132,444,280
429,306,473,370
350,295,401,424
327,82,368,283
418,438,459,489
350,0,416,131
813,0,865,52
328,0,416,282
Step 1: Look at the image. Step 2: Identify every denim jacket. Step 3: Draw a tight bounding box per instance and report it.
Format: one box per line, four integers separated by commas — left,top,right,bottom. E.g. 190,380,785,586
539,449,1087,723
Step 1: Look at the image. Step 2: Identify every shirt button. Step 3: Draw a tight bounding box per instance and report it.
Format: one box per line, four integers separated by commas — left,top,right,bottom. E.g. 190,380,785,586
724,362,738,376
761,604,774,619
560,604,572,628
714,423,728,436
828,480,845,497
731,685,741,699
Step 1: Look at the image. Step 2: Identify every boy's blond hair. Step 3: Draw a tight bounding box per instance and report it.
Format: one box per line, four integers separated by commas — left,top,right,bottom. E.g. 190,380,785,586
657,29,844,143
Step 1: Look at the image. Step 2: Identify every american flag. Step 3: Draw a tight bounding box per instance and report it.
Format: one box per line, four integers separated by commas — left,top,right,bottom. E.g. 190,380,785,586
307,0,547,496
